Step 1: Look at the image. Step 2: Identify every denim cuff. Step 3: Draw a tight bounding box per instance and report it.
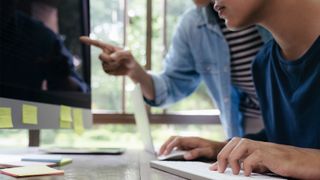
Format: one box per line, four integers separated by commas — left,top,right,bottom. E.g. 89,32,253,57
143,72,168,107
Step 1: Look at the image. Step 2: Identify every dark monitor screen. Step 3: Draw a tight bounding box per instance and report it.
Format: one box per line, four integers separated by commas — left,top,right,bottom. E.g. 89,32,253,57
0,0,91,109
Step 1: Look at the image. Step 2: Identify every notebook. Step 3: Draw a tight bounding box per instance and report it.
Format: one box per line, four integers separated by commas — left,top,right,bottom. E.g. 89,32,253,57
150,161,287,180
1,165,64,178
40,147,125,155
0,155,64,168
131,84,186,160
0,161,56,168
21,155,72,166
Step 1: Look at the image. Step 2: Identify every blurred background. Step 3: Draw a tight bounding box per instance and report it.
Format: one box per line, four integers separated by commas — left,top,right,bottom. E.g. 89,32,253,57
0,0,225,149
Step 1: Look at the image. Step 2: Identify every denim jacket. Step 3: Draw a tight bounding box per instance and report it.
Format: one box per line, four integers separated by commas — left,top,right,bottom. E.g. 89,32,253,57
145,6,272,138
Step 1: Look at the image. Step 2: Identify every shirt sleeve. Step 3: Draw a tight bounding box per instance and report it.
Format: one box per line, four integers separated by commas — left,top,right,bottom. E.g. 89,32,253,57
144,11,201,107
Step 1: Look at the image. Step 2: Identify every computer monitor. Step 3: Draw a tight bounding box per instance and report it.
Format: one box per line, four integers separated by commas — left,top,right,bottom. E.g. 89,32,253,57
0,0,92,129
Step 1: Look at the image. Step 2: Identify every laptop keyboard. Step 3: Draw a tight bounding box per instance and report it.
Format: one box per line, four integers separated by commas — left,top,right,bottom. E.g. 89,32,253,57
150,161,286,180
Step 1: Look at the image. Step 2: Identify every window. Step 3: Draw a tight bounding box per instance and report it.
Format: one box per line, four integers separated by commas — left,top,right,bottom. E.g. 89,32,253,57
91,0,218,115
0,0,225,148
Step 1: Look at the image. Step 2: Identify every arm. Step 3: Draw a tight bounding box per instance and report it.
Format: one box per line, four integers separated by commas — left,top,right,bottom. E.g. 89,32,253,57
143,12,201,107
211,137,320,179
80,11,201,106
79,36,155,99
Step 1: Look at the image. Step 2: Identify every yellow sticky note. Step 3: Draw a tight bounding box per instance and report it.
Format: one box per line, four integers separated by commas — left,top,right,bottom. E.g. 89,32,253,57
60,105,72,128
60,105,72,122
73,108,84,135
22,104,38,125
0,107,13,128
60,121,71,128
1,165,64,177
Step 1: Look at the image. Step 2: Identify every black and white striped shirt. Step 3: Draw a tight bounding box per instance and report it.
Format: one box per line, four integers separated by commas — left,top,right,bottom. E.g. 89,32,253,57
217,17,264,120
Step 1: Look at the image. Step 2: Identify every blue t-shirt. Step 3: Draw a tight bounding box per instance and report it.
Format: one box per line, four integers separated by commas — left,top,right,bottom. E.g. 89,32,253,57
249,37,320,148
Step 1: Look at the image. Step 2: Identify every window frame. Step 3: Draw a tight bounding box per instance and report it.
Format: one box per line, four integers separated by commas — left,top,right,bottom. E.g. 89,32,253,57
29,0,221,147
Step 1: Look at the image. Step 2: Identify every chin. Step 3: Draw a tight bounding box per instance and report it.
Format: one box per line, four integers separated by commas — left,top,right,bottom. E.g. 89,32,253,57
225,20,253,31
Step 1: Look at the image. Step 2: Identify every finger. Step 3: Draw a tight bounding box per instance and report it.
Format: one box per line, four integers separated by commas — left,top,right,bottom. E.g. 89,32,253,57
99,53,115,63
229,139,253,175
110,50,133,64
210,162,218,171
164,137,182,155
217,137,241,173
159,136,177,155
184,147,214,160
243,150,264,176
102,61,120,73
79,36,116,53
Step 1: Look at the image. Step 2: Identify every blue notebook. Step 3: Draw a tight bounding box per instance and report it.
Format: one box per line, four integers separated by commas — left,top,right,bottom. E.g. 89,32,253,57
21,155,72,166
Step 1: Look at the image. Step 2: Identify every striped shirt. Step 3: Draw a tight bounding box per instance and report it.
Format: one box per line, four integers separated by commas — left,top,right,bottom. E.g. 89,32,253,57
216,16,264,121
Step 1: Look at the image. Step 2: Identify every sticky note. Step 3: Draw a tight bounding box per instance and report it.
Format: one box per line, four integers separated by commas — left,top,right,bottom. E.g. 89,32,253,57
60,121,71,128
1,165,64,177
0,107,13,128
73,108,84,135
22,104,38,124
60,105,72,122
60,105,72,128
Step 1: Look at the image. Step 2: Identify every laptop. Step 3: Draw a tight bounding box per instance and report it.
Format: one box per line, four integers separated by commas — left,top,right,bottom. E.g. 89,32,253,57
131,84,186,160
150,161,286,180
131,85,286,179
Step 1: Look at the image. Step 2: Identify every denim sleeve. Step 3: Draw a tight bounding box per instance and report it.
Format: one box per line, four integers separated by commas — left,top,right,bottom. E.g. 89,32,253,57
243,129,268,142
144,12,201,107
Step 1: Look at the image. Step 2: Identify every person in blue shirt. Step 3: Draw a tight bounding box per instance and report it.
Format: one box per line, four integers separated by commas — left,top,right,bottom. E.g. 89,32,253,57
80,0,271,138
159,0,320,179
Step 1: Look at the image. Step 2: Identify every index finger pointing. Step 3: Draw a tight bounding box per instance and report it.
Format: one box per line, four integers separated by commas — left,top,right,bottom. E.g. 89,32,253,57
79,36,115,52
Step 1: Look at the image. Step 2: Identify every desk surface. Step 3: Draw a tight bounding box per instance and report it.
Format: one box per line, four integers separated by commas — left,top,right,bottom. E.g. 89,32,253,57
0,148,186,180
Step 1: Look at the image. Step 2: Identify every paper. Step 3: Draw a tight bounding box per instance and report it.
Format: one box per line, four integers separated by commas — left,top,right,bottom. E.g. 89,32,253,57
0,107,13,128
0,161,56,168
58,158,72,166
21,155,63,163
22,104,38,124
1,165,64,177
131,84,155,154
73,108,84,135
0,154,55,168
60,105,72,128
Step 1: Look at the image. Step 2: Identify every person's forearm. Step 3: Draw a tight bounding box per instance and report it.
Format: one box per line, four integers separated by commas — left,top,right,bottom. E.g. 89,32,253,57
129,66,155,100
291,148,320,179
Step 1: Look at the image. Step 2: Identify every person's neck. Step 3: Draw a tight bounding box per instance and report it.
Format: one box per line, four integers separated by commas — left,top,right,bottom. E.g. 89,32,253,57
259,0,320,60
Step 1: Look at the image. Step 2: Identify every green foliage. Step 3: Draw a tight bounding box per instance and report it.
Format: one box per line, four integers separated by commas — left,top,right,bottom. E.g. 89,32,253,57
40,124,225,148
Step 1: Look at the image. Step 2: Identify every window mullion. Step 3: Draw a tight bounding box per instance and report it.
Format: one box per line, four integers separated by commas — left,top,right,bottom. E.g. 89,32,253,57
146,0,152,70
122,0,128,114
